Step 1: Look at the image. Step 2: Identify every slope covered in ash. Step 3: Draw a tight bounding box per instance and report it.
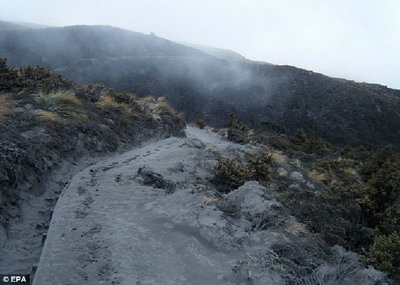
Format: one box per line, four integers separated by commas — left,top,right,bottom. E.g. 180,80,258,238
34,126,386,284
1,23,400,150
0,59,185,274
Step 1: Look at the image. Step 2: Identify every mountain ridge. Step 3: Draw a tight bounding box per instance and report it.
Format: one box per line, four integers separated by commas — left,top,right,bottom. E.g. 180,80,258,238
1,22,399,150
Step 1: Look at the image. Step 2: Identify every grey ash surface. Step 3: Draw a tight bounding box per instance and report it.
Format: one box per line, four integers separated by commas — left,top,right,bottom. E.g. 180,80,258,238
33,127,386,284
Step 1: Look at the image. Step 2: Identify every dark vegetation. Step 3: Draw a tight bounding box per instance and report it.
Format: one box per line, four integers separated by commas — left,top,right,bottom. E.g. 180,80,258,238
193,119,206,129
216,116,400,280
1,24,400,150
0,59,185,234
213,152,273,194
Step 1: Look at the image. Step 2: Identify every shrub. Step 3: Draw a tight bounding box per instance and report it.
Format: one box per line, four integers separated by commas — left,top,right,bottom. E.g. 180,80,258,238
260,121,286,134
359,157,400,228
267,129,331,155
0,59,20,91
361,146,395,179
227,114,250,143
378,203,400,236
194,119,206,129
213,157,250,193
309,159,360,188
213,153,273,193
269,135,296,151
247,152,273,182
113,92,137,104
284,186,368,248
290,129,308,145
369,233,400,276
342,145,369,161
302,137,330,155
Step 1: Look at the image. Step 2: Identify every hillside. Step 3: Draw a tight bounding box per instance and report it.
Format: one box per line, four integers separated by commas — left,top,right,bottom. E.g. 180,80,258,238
0,20,52,30
181,42,249,61
1,24,400,150
0,59,185,274
0,21,30,31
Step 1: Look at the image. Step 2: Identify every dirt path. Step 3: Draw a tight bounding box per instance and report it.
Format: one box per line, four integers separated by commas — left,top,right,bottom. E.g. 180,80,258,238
32,127,385,285
0,137,166,278
0,156,103,276
33,127,267,284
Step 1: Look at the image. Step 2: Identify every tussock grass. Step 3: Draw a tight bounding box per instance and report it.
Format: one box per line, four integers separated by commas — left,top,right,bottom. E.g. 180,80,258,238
97,95,131,116
33,110,60,122
140,95,156,104
139,96,183,118
202,196,219,205
138,95,156,110
36,90,86,121
156,97,178,115
0,94,12,120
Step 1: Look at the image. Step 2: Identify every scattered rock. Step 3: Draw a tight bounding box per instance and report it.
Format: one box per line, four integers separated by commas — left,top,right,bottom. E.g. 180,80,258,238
136,167,176,194
225,181,279,219
225,181,290,231
290,171,305,182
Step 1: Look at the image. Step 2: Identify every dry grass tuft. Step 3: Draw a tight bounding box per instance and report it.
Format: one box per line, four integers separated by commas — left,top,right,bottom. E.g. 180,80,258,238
156,97,178,115
97,95,131,116
38,90,83,106
309,169,330,184
36,90,86,120
202,196,219,205
33,110,60,122
138,96,157,109
141,95,156,103
206,146,222,157
139,96,182,118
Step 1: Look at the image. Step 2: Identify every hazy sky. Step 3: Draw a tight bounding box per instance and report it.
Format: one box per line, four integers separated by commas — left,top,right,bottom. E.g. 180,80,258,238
1,0,399,88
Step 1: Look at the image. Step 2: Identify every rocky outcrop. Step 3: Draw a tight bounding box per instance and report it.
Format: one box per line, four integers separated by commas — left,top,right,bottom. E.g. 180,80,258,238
136,166,176,194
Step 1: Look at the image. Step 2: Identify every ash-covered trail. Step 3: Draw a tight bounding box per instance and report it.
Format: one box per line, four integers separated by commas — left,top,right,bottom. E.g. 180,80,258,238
33,127,383,285
33,127,260,284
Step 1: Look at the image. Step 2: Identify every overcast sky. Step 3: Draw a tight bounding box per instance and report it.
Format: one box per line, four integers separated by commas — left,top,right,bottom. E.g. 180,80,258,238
1,0,399,88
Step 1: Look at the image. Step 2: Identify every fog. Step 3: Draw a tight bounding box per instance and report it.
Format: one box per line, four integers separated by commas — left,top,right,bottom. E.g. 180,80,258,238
1,0,399,89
